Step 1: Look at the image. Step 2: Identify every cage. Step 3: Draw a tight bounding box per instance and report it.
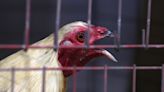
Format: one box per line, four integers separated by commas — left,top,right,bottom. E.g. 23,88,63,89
0,0,164,92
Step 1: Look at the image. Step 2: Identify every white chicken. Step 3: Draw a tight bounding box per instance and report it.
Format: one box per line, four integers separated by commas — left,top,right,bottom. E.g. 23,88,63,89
0,21,117,92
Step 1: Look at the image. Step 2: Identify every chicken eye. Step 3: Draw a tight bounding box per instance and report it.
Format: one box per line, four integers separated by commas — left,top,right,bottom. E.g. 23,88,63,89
77,32,85,42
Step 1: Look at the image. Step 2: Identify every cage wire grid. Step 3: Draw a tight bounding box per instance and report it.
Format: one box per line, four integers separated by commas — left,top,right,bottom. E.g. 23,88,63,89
0,0,164,92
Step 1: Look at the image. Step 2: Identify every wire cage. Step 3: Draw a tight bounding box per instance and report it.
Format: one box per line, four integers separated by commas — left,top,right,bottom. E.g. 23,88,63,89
0,0,164,92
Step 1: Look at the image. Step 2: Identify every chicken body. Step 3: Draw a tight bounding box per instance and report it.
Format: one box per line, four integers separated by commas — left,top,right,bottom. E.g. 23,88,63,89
0,34,65,92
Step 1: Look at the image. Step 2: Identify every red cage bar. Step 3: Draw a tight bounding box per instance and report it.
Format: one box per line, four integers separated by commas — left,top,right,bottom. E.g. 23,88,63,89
0,66,162,72
1,44,164,49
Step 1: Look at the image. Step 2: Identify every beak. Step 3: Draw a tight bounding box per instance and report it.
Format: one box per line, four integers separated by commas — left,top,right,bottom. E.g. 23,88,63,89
95,49,118,62
101,30,118,62
86,30,118,62
105,30,115,37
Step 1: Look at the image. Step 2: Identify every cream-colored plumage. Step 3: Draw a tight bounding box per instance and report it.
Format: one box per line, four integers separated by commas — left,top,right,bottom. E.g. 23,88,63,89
0,21,88,92
0,34,65,92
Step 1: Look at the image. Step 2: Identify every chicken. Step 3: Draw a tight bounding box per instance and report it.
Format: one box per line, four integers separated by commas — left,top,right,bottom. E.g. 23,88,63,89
0,21,117,92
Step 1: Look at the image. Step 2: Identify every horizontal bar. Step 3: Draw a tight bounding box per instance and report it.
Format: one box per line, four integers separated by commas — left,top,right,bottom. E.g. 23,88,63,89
1,44,164,49
0,66,162,72
0,44,23,49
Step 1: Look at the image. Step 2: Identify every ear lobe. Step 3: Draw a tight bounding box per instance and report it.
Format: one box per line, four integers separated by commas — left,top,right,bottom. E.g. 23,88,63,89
62,40,73,46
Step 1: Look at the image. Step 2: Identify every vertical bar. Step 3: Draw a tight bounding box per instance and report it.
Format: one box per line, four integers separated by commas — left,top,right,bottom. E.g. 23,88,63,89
54,0,62,49
41,67,46,92
24,0,31,49
132,64,136,92
146,0,152,49
104,65,108,92
142,29,146,47
86,0,93,48
87,0,92,25
73,66,77,92
161,64,164,92
11,68,15,92
115,0,122,50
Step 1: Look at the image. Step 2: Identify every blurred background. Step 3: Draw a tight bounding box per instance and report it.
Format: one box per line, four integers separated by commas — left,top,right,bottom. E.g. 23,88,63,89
0,0,164,92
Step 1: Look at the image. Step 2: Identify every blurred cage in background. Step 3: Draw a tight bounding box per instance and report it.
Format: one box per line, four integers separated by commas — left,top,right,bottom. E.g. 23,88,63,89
0,0,164,92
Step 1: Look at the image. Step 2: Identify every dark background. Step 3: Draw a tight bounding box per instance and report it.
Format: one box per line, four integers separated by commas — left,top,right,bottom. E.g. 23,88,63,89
0,0,164,92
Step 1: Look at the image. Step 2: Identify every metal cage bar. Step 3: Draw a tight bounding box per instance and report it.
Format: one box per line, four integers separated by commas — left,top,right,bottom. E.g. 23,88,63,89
85,0,93,48
11,68,15,92
41,67,46,92
145,0,152,48
1,44,164,49
73,66,77,92
0,65,163,92
0,0,163,92
24,0,31,49
132,64,136,92
115,0,123,50
161,65,164,92
0,0,162,50
54,0,62,49
104,65,108,92
0,66,162,72
142,29,146,47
